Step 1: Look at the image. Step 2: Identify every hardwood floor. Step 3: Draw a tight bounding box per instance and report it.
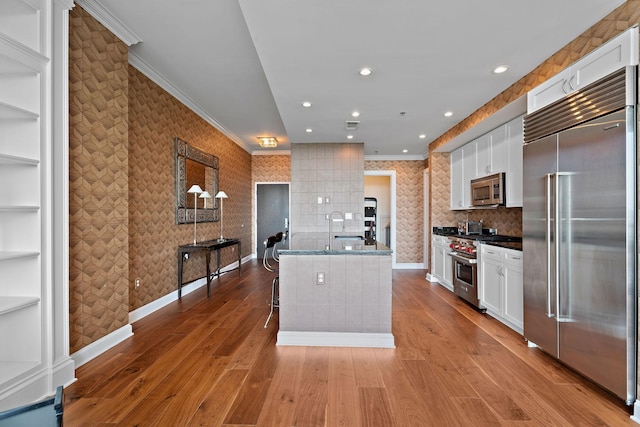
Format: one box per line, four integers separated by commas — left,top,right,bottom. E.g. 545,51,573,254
64,260,635,426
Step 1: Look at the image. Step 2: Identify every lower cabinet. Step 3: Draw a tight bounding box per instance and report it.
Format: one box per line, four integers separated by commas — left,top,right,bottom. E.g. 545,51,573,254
479,244,523,334
430,235,453,290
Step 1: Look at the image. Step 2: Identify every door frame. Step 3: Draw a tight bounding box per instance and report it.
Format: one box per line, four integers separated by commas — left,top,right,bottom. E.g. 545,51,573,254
364,170,396,267
254,181,291,258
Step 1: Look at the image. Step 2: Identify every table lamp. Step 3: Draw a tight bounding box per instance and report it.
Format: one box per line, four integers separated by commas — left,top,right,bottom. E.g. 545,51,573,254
188,184,203,244
215,191,228,241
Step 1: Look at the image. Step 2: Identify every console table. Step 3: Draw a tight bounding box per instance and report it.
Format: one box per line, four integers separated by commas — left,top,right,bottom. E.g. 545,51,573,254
177,238,241,298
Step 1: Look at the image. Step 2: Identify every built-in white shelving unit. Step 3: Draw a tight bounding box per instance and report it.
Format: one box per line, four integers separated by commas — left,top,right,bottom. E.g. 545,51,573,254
0,0,47,405
0,0,76,411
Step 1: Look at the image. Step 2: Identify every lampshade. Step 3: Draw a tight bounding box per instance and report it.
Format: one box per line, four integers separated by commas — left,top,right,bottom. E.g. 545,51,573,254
198,191,211,199
215,191,228,199
188,184,203,194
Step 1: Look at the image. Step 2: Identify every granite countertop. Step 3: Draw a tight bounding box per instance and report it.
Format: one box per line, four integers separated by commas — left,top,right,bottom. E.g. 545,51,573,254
279,232,393,255
483,241,523,251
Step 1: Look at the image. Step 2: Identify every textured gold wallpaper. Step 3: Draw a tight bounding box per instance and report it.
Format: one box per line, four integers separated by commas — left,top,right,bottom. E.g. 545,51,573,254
69,7,130,353
69,6,253,352
128,67,252,311
365,160,425,264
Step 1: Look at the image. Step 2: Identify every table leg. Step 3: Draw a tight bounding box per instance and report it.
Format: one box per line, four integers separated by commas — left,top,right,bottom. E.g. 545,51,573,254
178,249,184,299
237,241,242,276
205,249,211,298
216,248,221,281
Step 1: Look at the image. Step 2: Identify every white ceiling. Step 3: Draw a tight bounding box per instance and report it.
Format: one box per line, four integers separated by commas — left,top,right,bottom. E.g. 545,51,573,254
85,0,626,158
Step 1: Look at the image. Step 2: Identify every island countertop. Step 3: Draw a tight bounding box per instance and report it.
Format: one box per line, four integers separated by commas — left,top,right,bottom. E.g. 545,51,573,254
278,232,392,255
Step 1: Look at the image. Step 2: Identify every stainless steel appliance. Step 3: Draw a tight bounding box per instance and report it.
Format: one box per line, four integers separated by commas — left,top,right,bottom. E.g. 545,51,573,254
466,221,483,235
523,66,637,404
448,237,481,308
470,173,504,207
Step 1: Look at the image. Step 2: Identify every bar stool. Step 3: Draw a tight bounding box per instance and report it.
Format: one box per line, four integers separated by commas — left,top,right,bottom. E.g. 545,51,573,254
272,231,283,262
263,235,279,328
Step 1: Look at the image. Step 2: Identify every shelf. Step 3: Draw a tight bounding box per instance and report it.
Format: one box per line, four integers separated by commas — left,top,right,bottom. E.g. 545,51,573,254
0,153,39,165
0,296,39,316
0,100,38,120
0,205,39,212
0,251,39,261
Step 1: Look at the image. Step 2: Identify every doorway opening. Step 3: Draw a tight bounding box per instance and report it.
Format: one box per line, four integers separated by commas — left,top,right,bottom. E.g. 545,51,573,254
364,170,396,267
256,183,290,258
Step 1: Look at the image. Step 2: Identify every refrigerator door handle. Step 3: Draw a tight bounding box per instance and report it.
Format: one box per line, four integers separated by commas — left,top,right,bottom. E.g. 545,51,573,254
545,173,556,318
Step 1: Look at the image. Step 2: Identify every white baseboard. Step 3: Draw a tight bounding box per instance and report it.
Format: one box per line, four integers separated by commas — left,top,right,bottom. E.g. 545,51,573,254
277,331,395,348
393,262,425,270
53,357,76,388
71,324,133,368
632,400,640,424
426,272,438,281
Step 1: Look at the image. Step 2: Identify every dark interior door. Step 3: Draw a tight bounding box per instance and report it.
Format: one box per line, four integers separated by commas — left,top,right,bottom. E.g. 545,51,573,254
257,184,289,258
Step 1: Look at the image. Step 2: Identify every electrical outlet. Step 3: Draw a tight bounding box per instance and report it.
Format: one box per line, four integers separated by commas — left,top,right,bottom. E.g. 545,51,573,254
316,272,325,285
318,196,323,204
345,212,353,220
135,278,141,288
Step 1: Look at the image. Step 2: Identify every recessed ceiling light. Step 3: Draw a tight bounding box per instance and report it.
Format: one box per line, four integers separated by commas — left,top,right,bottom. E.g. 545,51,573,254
359,67,373,76
493,65,509,74
351,111,360,118
444,111,453,117
402,149,408,153
347,135,353,139
419,134,426,139
305,128,312,133
302,101,312,108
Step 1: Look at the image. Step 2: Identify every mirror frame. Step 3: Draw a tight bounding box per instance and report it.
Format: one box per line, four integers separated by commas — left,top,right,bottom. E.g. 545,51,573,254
175,137,219,224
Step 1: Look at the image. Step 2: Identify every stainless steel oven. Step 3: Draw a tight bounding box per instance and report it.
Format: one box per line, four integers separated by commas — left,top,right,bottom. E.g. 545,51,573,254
448,237,483,309
450,252,480,308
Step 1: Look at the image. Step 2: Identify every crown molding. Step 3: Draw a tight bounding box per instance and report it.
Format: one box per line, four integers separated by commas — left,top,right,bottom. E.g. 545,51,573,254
75,0,142,46
128,52,252,154
252,150,291,156
56,0,75,10
365,154,426,162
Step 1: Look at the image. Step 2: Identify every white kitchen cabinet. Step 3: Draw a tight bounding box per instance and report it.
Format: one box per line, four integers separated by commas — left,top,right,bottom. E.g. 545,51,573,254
505,116,523,207
0,0,74,410
450,146,472,210
479,244,523,334
430,235,452,291
450,147,464,210
475,125,507,178
528,26,638,113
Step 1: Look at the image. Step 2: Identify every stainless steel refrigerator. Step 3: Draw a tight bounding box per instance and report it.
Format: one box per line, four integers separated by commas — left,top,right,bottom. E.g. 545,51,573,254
523,66,637,404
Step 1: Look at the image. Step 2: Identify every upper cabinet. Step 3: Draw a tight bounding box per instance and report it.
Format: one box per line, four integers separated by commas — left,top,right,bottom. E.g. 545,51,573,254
528,26,639,113
474,125,507,179
505,116,523,207
450,116,523,210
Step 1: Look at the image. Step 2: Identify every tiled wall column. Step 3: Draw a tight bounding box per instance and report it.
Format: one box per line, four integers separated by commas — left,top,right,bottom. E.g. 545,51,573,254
290,143,365,233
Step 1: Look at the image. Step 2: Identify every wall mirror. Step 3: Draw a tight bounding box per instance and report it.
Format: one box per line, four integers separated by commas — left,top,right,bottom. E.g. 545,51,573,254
175,137,219,224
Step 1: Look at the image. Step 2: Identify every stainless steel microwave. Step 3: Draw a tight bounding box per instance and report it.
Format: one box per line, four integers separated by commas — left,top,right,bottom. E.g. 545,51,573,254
470,173,505,207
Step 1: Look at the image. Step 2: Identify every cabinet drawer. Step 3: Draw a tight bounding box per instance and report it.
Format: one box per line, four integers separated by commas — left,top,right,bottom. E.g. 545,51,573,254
503,249,523,267
480,244,501,261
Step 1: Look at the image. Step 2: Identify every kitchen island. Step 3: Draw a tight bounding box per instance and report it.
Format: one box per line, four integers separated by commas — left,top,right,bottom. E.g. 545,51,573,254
276,232,394,348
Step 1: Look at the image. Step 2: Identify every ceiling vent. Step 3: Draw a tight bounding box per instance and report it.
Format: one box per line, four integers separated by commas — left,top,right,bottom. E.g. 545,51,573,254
345,120,360,130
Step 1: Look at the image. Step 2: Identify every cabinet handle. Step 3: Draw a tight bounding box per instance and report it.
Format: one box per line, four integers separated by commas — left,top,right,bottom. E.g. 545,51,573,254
568,75,576,91
510,256,521,260
561,79,568,94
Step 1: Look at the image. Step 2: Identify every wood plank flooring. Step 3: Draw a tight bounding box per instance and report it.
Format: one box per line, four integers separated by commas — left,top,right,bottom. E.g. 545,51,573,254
63,260,635,426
